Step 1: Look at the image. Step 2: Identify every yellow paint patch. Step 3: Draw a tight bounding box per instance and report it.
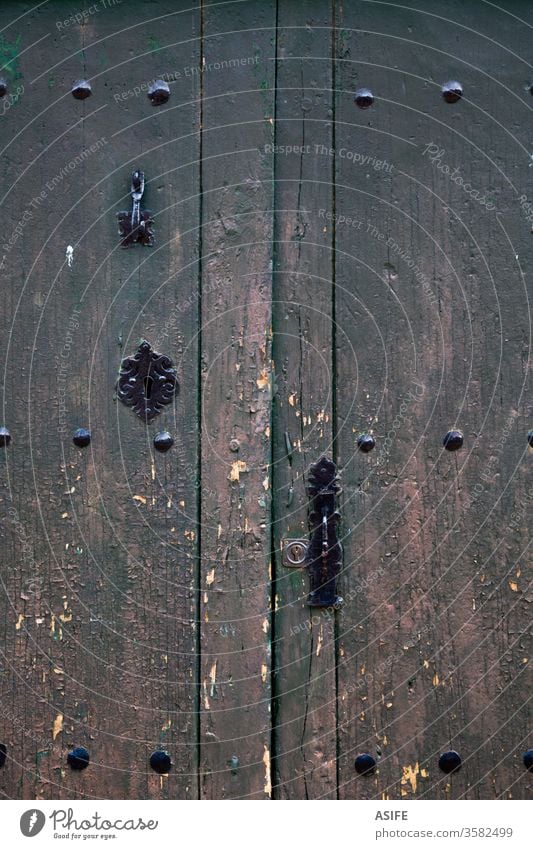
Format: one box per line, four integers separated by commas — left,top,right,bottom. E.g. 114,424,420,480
133,495,147,505
229,460,247,481
316,626,323,657
256,369,269,390
161,718,171,732
509,581,519,592
262,618,269,634
15,613,24,630
261,663,268,683
433,674,440,686
206,569,215,586
263,745,272,797
262,476,269,490
52,714,63,740
288,394,296,407
401,762,420,794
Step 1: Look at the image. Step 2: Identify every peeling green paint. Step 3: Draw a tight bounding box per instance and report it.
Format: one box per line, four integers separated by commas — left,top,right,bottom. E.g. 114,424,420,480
0,35,22,81
147,36,161,53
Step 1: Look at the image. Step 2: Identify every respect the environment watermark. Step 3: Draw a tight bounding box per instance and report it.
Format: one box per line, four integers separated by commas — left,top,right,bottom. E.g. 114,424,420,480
318,209,438,308
114,56,261,103
0,137,107,271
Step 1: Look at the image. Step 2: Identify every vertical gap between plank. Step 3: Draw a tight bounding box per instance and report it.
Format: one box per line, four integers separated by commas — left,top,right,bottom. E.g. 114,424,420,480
269,0,280,801
195,0,205,801
331,0,340,801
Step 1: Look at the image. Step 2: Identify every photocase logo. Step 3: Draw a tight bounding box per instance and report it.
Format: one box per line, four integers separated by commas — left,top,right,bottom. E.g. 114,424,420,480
20,810,46,837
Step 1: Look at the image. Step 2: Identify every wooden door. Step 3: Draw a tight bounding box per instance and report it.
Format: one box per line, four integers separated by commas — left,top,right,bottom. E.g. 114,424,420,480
0,0,531,801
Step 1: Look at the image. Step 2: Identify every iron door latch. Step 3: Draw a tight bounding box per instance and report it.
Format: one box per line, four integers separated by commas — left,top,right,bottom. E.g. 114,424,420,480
282,456,343,608
117,170,154,247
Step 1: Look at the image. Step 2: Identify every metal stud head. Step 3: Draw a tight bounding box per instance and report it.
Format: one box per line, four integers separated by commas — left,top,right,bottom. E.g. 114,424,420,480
443,430,463,451
354,87,374,109
357,433,375,453
438,750,461,774
150,750,172,774
67,746,90,771
148,79,170,105
523,749,533,771
153,431,174,453
442,81,463,103
354,753,376,775
0,78,7,98
0,427,11,447
73,428,91,448
72,79,92,100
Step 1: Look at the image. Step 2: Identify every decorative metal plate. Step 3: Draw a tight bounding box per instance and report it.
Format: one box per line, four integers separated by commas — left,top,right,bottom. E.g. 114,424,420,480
116,340,177,422
305,456,343,608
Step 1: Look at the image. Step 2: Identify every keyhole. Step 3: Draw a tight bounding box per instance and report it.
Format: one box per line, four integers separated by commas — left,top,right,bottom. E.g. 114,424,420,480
144,376,153,399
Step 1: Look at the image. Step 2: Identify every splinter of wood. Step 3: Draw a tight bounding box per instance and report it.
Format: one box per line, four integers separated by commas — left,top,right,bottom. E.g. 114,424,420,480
305,456,343,608
116,170,154,247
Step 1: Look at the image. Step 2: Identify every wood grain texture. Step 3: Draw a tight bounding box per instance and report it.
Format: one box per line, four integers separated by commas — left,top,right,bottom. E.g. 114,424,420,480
334,0,532,801
0,0,201,799
271,0,337,800
0,0,531,802
198,0,276,800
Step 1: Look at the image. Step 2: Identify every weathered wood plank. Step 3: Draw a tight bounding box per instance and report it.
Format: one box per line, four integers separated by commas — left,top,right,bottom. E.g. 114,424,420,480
0,0,201,800
198,0,276,799
334,0,532,801
271,1,337,800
